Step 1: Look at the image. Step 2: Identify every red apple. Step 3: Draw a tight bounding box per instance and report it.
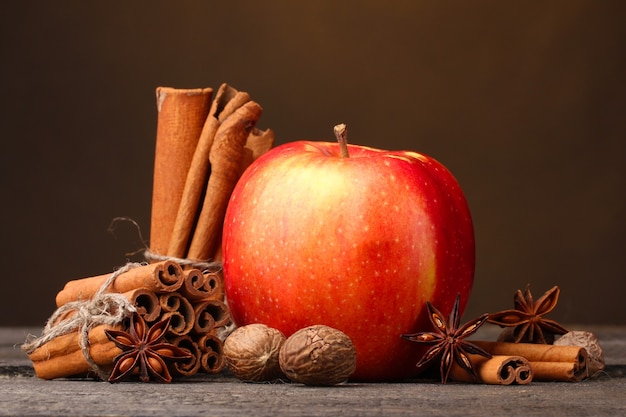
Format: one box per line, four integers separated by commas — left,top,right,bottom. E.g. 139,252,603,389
222,125,475,381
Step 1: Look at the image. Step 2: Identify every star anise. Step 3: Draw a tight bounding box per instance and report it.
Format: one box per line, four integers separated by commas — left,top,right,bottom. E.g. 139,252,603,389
105,312,191,383
401,294,491,384
487,285,568,344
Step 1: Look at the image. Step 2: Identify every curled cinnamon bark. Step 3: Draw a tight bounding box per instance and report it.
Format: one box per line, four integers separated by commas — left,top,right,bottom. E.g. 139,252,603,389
471,340,588,382
530,361,588,382
27,325,122,380
151,87,213,257
167,84,251,258
122,288,160,322
197,333,225,373
451,355,533,385
160,293,195,336
169,335,202,377
193,299,230,334
203,270,224,300
186,100,263,261
179,268,223,301
55,261,184,307
150,83,273,264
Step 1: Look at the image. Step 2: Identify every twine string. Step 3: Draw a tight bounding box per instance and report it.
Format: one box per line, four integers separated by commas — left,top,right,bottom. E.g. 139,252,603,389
143,249,221,272
22,218,224,380
21,262,142,380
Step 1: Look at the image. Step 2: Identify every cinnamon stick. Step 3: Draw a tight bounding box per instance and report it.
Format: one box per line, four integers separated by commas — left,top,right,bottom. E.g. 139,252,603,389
203,269,225,300
179,268,223,301
186,100,263,261
160,293,195,336
212,128,274,264
27,325,122,380
197,333,224,373
530,361,588,382
55,261,184,307
211,241,224,264
450,355,533,385
167,84,251,258
208,270,225,299
472,341,588,382
150,87,213,257
123,288,160,322
207,127,274,264
193,299,231,334
169,335,202,377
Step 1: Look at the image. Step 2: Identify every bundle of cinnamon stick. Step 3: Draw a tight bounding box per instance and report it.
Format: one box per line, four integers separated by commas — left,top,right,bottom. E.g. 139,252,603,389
450,340,590,385
24,83,275,382
150,83,274,264
27,261,229,379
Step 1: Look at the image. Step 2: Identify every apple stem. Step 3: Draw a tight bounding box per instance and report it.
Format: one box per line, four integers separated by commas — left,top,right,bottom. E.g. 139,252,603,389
334,123,350,158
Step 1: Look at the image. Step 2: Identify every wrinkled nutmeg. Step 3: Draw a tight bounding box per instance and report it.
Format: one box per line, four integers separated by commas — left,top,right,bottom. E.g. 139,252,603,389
223,323,287,382
279,324,356,386
554,331,605,376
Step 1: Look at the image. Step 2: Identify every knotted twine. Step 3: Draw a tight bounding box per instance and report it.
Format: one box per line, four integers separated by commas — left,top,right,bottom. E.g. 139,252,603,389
21,262,142,381
143,249,221,272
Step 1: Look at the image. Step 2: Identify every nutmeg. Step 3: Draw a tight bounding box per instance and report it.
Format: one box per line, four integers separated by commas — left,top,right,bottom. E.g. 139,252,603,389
223,323,287,382
555,331,605,376
279,325,356,386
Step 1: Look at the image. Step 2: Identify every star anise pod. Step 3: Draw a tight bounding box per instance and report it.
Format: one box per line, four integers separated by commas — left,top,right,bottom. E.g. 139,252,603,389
105,312,191,383
401,294,491,384
487,285,568,344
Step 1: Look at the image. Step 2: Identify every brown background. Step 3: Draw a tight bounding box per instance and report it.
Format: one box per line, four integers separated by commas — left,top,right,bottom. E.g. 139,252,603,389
1,1,624,326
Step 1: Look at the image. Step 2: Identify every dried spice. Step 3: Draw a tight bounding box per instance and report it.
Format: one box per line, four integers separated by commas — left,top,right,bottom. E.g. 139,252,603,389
223,323,287,382
487,285,568,344
279,325,357,386
105,313,191,383
401,294,491,384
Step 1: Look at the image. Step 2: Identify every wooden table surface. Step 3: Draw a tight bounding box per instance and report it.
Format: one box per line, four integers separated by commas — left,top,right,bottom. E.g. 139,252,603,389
1,325,625,416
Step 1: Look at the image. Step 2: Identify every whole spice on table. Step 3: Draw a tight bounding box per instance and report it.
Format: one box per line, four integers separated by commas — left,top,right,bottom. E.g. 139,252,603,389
198,333,226,373
106,313,191,383
554,330,605,376
168,334,202,377
401,293,491,384
449,354,533,385
223,323,287,382
470,340,589,382
26,262,230,381
487,285,568,344
26,324,124,380
279,325,357,386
